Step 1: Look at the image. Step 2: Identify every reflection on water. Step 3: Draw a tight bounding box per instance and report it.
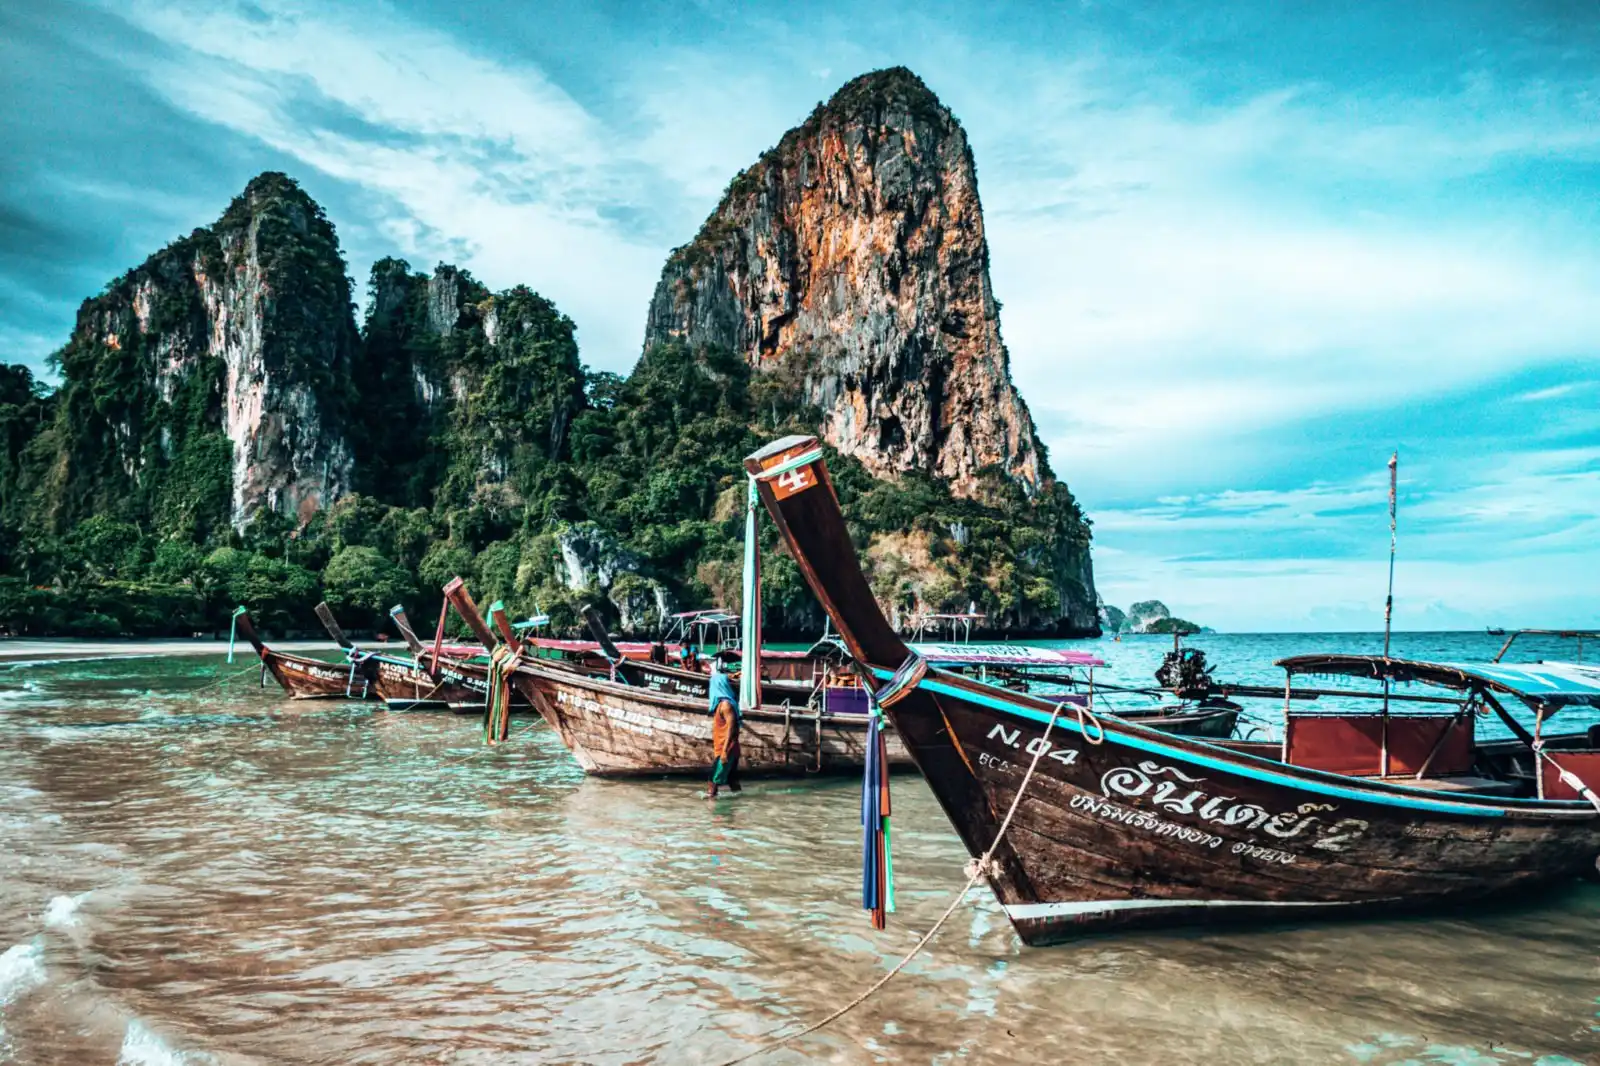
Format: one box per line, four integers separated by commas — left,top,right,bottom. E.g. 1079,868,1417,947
0,636,1596,1064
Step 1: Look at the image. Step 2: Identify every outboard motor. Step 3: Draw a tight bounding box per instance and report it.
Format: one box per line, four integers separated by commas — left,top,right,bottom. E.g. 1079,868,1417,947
1156,647,1216,700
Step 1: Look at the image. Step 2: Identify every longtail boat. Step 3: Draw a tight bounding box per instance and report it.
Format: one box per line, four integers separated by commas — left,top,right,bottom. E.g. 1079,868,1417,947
440,580,915,776
744,434,1600,942
385,603,529,714
234,607,375,700
308,602,493,712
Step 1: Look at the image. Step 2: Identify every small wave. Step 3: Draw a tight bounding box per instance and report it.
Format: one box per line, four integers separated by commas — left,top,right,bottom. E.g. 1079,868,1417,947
43,893,86,931
0,942,45,1008
0,941,46,1042
117,1019,207,1066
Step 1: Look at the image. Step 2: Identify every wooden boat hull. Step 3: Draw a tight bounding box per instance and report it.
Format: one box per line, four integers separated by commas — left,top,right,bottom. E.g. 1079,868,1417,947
368,656,487,711
743,434,1600,942
1122,706,1237,739
235,608,370,700
511,662,913,777
261,649,372,700
899,674,1600,943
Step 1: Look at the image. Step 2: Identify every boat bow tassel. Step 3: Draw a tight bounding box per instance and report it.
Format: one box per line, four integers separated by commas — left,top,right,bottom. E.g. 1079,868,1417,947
484,644,518,745
861,690,895,929
871,652,928,709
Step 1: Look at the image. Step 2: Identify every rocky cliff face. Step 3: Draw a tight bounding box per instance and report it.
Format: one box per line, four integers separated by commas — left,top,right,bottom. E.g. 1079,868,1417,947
355,259,585,514
644,67,1044,497
41,173,357,533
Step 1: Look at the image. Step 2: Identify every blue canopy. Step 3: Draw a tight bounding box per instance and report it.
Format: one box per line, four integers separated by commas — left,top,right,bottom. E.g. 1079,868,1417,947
1277,654,1600,711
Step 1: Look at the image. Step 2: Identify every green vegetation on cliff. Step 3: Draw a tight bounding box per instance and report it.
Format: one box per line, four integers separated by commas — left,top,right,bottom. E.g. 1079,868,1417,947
0,173,1093,639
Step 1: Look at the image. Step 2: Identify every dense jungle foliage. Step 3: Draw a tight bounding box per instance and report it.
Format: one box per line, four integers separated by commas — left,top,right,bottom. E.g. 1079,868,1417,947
0,175,1093,639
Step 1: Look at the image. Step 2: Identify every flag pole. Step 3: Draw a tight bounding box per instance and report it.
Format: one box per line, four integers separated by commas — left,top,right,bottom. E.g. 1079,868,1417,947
1381,450,1398,775
1383,450,1398,663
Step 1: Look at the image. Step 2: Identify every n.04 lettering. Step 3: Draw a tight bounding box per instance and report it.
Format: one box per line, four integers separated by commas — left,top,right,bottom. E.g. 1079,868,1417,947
985,723,1079,765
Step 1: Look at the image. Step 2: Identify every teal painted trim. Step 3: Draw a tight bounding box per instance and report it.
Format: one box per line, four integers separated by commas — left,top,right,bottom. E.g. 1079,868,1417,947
872,666,1573,817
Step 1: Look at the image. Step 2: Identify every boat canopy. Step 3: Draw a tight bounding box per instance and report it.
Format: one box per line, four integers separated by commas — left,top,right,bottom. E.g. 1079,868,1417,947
909,642,1104,668
669,608,739,623
1277,654,1600,711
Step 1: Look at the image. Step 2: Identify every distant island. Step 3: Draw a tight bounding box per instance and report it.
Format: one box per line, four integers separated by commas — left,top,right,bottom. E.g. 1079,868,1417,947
0,68,1102,641
1098,599,1204,636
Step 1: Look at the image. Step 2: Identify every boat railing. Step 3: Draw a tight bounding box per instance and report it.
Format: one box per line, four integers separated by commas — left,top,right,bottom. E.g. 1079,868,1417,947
1491,628,1600,663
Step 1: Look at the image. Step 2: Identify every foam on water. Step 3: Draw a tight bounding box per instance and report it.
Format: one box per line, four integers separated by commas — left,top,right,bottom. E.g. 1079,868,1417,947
116,1020,202,1066
0,941,46,1043
42,893,85,931
0,943,44,1009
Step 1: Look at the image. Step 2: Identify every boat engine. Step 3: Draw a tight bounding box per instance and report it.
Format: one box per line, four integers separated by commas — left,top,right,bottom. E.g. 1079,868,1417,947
1156,647,1216,700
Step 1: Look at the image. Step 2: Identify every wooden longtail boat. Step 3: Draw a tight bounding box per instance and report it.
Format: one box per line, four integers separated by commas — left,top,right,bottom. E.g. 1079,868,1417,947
384,604,525,713
235,608,375,700
309,602,492,712
745,435,1600,942
440,580,914,776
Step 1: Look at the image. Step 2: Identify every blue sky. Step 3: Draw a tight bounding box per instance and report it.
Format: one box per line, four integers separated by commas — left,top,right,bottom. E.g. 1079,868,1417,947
3,0,1598,631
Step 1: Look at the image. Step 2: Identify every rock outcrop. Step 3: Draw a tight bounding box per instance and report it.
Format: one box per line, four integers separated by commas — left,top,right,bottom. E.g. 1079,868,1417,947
41,172,357,532
643,67,1045,498
1103,599,1203,635
354,259,585,512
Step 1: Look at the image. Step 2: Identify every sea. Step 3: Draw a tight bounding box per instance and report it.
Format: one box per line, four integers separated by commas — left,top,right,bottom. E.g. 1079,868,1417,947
0,632,1596,1065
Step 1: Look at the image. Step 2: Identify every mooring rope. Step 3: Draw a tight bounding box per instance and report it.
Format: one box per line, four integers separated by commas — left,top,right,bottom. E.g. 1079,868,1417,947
1531,739,1600,812
717,699,1076,1066
186,662,262,696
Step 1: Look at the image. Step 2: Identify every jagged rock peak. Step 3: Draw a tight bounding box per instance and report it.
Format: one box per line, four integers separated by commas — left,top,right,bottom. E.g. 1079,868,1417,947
41,170,357,534
644,66,1047,496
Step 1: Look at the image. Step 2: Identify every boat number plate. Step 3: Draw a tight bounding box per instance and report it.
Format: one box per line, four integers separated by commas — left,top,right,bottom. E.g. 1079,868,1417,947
771,465,816,500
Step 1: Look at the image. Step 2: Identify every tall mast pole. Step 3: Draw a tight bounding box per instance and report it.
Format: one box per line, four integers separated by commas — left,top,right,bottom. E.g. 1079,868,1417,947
1383,451,1398,661
1380,451,1398,775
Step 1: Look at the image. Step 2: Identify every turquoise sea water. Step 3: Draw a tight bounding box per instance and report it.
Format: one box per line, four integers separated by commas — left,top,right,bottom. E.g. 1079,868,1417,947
0,633,1596,1064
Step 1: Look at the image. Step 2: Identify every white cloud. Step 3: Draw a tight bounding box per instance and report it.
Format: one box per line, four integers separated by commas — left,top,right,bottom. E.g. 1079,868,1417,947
108,0,672,369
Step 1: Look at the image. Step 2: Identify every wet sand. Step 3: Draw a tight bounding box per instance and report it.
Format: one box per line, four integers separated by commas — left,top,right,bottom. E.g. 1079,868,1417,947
0,637,378,664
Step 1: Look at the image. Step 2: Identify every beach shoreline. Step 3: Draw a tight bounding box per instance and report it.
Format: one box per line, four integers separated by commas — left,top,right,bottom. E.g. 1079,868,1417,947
0,638,344,664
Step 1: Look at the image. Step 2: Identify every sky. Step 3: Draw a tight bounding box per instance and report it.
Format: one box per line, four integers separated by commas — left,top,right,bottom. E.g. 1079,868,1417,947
2,0,1598,631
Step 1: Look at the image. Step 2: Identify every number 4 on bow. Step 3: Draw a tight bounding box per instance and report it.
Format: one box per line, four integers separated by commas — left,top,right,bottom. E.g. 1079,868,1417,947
772,465,815,500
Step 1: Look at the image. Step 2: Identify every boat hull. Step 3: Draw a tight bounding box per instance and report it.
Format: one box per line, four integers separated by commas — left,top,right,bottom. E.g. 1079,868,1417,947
740,434,1600,943
368,657,488,711
259,649,373,700
511,662,913,777
892,674,1600,943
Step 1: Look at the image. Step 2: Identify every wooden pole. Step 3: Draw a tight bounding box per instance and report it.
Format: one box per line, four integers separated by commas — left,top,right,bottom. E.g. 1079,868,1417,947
1381,451,1398,776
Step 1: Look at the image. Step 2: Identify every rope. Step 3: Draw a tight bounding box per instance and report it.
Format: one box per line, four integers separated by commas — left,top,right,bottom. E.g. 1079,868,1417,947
1076,701,1106,745
186,662,262,696
718,699,1071,1065
1531,739,1600,812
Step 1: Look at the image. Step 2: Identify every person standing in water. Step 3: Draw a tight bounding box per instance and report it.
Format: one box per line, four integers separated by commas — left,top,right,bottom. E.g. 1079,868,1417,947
706,663,741,798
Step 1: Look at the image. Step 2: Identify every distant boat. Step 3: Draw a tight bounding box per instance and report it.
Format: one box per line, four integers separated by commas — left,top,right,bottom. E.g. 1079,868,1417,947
1487,627,1506,636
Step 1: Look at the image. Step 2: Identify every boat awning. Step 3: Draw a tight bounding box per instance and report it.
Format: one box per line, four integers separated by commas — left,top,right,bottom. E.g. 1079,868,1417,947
910,642,1104,668
670,608,738,623
1277,654,1600,710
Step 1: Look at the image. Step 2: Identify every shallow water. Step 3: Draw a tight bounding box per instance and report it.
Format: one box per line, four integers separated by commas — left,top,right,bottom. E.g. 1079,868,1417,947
0,635,1596,1065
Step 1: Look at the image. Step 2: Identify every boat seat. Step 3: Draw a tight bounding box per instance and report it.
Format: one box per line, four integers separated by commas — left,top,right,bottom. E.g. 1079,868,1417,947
1377,774,1520,797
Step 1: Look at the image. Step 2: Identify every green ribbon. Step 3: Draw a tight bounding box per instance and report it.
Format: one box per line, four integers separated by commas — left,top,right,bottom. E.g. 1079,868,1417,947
227,606,247,663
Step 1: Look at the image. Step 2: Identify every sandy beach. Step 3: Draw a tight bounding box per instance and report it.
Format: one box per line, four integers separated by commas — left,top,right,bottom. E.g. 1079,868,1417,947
0,637,343,664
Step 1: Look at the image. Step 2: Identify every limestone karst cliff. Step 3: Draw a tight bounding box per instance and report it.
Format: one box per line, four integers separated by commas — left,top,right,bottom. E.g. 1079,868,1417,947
645,67,1044,498
644,67,1097,632
35,172,357,535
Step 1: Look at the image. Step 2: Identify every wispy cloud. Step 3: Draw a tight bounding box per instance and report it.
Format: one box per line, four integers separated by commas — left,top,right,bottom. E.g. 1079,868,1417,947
105,0,682,366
